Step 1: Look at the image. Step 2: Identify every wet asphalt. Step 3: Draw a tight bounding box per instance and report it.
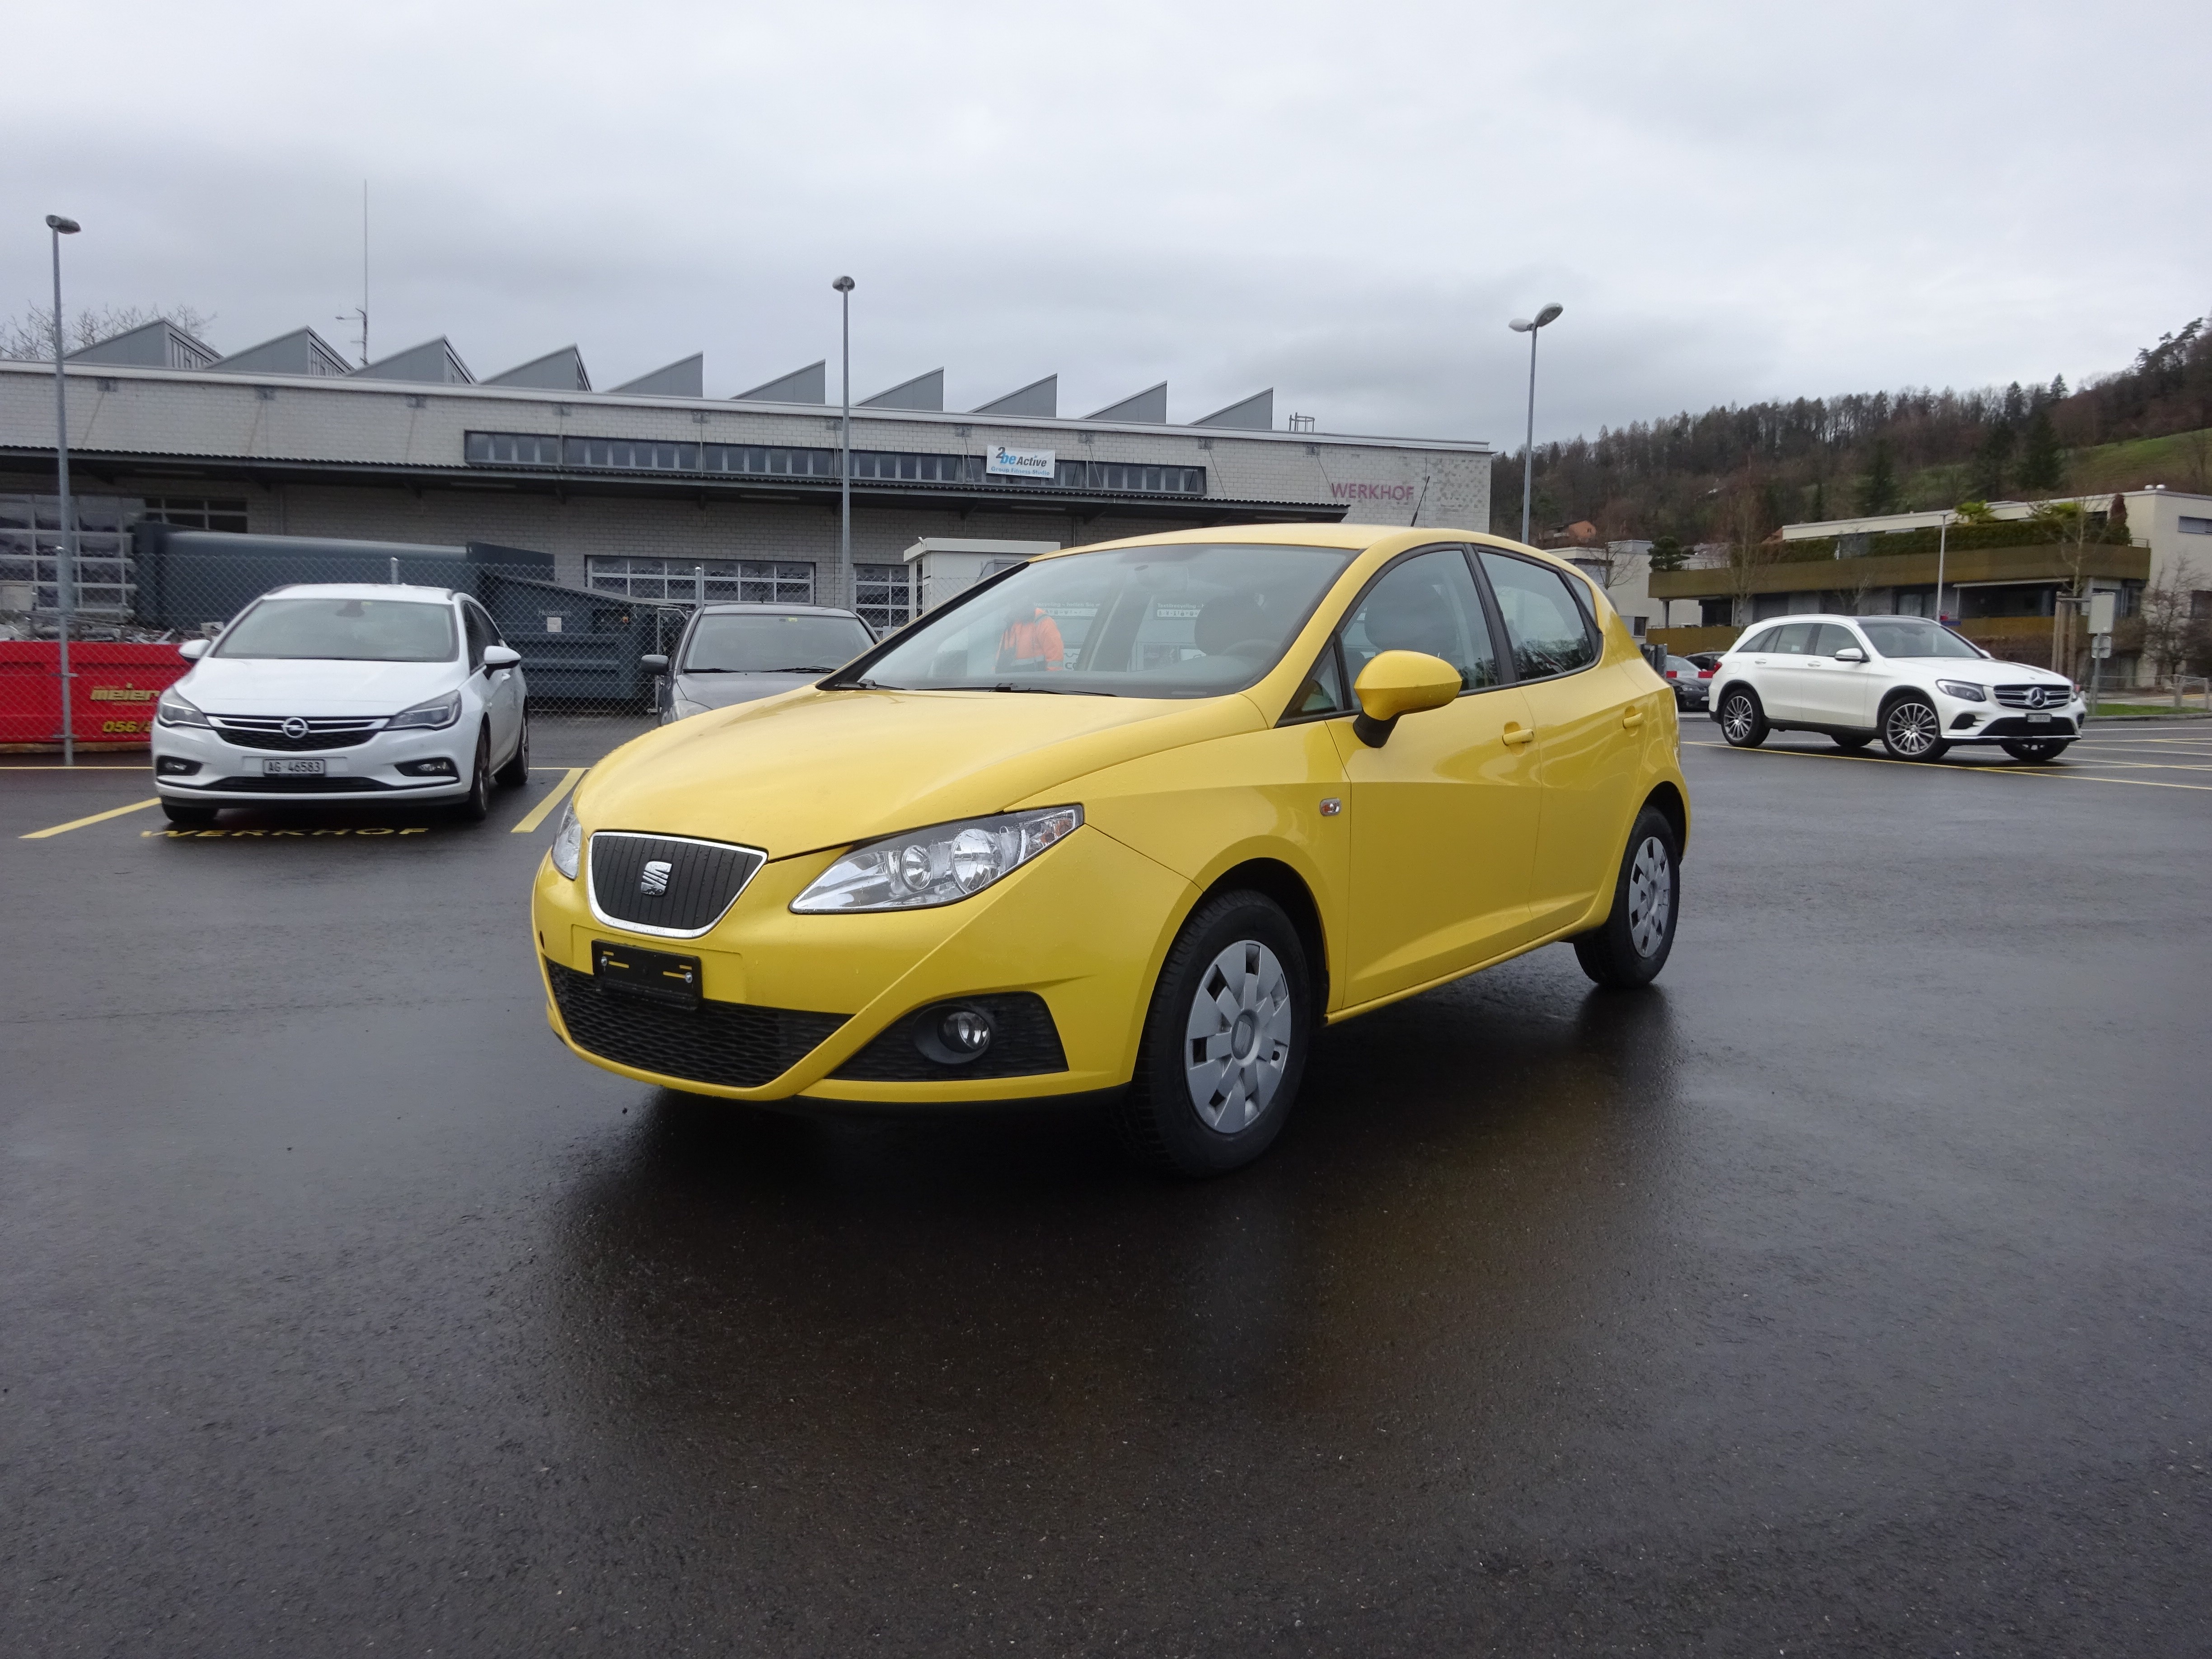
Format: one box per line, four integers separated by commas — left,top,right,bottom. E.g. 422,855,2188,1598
4,717,2211,1656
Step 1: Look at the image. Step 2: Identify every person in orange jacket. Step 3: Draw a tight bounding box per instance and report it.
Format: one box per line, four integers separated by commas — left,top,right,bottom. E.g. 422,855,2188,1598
996,605,1065,673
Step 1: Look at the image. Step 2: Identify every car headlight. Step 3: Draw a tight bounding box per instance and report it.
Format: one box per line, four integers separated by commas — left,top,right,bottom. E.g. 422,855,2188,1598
155,688,209,727
388,689,463,731
1935,680,1987,703
791,805,1082,913
551,799,583,881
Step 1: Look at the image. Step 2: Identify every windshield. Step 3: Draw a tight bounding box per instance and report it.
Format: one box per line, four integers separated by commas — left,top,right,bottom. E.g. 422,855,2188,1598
683,612,873,673
215,597,457,662
849,542,1357,697
1858,619,1985,660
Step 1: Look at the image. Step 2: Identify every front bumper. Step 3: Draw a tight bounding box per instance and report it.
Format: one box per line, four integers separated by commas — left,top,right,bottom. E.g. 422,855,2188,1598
530,823,1194,1106
1936,699,2085,743
151,719,474,803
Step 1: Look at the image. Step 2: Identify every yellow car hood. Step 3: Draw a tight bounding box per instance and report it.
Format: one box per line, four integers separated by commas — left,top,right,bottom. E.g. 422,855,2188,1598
578,686,1263,857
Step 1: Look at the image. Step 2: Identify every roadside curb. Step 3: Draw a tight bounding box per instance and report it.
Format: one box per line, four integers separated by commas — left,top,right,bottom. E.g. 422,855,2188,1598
2086,711,2212,723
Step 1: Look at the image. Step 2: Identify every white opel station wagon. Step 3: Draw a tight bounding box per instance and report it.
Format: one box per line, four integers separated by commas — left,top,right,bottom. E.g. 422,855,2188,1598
152,583,530,824
1711,614,2084,763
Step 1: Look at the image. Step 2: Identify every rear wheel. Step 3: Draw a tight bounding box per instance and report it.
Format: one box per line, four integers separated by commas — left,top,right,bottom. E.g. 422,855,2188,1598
1718,688,1768,748
453,726,492,822
1881,696,1950,762
160,799,217,827
1572,806,1680,989
1832,732,1873,751
1115,890,1311,1178
2001,739,2072,763
494,707,531,787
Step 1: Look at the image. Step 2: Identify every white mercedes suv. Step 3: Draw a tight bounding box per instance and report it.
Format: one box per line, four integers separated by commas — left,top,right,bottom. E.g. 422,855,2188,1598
1710,613,2085,763
152,583,530,825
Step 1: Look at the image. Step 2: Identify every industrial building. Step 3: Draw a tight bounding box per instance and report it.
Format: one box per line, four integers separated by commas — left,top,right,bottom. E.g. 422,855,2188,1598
1,316,1491,635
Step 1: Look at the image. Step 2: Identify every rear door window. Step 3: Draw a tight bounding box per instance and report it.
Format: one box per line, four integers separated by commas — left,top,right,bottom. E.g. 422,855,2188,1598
1476,552,1598,680
1768,622,1819,655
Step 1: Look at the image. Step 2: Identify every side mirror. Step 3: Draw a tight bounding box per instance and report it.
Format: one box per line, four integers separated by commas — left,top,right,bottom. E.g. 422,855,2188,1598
1351,650,1461,747
177,637,209,661
1833,646,1867,663
640,653,670,674
483,644,521,670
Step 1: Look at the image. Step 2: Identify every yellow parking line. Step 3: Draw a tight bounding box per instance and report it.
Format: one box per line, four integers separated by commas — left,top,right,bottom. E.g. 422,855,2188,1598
1690,743,2212,792
511,767,584,834
21,798,164,839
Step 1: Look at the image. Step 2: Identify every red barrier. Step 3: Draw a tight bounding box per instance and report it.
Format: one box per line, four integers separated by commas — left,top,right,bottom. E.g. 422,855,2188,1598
0,641,192,749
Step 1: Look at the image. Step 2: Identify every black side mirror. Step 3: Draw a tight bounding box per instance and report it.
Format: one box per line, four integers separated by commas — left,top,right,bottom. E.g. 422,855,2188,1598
641,654,669,673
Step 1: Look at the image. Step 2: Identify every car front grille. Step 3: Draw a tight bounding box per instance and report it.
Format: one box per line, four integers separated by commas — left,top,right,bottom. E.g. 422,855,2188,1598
830,992,1070,1082
588,831,765,936
1981,716,2078,738
545,960,845,1089
209,716,385,750
1992,684,2072,709
206,774,401,792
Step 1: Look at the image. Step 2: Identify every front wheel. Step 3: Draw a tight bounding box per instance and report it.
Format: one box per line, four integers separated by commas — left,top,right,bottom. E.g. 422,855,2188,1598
2001,739,2072,763
1881,697,1950,762
452,726,492,822
1115,890,1311,1178
494,708,531,787
1717,688,1768,748
1572,806,1680,989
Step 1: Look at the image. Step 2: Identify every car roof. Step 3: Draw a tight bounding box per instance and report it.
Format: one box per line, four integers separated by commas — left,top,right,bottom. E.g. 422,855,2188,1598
1030,521,1594,580
259,583,457,602
689,602,865,619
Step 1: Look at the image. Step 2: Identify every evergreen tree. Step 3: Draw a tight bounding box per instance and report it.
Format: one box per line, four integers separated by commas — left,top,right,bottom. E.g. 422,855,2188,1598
2001,381,2028,424
1857,440,1901,516
1809,479,1827,522
2050,375,2067,401
1648,534,1688,572
2018,408,2062,490
1974,422,2015,499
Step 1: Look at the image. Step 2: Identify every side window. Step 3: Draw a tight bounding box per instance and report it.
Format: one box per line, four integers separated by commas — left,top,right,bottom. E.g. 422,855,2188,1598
1812,623,1860,656
1286,641,1349,717
1338,548,1500,693
1769,621,1818,655
1737,627,1778,653
1476,552,1598,679
461,604,490,668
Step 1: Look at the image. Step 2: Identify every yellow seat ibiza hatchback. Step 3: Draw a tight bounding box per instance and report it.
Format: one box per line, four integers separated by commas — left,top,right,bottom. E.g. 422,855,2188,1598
532,525,1688,1175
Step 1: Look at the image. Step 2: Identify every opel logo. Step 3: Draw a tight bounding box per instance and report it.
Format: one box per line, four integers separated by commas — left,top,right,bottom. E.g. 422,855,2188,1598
639,859,673,896
281,717,309,740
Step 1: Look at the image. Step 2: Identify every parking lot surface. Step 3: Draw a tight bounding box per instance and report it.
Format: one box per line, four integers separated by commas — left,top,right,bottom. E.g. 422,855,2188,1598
5,719,2210,1655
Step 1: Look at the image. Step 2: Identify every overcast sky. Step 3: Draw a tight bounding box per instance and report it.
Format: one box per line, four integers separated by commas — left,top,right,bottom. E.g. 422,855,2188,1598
4,0,2203,450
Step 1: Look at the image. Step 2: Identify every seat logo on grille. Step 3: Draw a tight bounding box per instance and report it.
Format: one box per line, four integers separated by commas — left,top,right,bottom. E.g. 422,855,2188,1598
639,859,673,896
282,717,309,739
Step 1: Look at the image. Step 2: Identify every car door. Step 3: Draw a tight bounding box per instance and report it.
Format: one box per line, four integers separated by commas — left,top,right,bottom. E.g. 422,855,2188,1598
1476,550,1646,934
1798,622,1876,726
1753,620,1821,720
464,600,523,760
1322,546,1541,1006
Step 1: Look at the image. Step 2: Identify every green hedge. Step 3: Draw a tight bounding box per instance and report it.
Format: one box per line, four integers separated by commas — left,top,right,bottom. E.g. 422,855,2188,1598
1778,520,2137,561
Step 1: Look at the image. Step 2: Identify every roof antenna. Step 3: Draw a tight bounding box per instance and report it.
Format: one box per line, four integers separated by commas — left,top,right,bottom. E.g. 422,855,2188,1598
337,181,369,366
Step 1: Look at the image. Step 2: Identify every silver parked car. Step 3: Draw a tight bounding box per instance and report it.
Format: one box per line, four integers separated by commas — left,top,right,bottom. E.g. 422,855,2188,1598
643,602,877,723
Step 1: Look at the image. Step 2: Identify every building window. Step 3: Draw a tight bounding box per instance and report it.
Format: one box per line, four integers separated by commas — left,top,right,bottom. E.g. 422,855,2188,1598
850,451,970,484
141,497,250,531
2191,591,2212,621
0,493,142,616
1090,461,1206,495
853,563,913,633
586,556,814,605
2180,516,2212,535
465,432,562,467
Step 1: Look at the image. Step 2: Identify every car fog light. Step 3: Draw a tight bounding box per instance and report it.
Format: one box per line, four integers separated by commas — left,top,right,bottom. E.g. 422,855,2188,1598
156,757,201,776
916,1004,995,1065
397,757,458,777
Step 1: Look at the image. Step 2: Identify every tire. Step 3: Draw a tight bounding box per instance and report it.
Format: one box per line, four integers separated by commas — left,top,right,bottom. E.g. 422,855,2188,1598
1832,732,1873,751
453,725,492,822
160,799,217,827
1880,696,1950,761
1572,806,1680,989
1115,890,1312,1178
2001,739,2072,763
1717,687,1768,748
494,707,531,787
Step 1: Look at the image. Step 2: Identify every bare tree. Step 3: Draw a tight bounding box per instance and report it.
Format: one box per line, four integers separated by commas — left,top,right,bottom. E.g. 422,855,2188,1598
2137,553,2203,686
1718,472,1781,628
0,302,216,361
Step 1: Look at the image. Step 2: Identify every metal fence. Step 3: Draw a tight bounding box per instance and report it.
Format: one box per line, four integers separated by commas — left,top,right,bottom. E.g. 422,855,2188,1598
1,535,704,755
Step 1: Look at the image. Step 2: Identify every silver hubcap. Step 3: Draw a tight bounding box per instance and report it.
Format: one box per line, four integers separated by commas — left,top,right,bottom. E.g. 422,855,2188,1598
1889,702,1937,755
1627,835,1672,958
1184,939,1293,1133
1723,697,1754,741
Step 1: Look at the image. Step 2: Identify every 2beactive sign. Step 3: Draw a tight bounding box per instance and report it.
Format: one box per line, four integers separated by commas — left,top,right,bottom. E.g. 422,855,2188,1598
986,445,1056,480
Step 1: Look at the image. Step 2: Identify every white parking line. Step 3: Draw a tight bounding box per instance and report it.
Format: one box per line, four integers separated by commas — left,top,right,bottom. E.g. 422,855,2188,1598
1689,742,2212,793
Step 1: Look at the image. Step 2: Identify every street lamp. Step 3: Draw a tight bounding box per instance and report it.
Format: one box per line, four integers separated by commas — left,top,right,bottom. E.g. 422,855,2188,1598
833,275,854,612
1507,302,1563,547
47,213,81,768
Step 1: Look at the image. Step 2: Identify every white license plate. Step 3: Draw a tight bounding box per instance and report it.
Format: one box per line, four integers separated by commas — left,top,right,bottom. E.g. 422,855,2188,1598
2026,713,2052,726
262,758,326,776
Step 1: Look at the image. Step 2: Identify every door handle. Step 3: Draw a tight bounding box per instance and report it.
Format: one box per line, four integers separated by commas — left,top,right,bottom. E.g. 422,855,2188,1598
1621,707,1644,730
1502,723,1535,746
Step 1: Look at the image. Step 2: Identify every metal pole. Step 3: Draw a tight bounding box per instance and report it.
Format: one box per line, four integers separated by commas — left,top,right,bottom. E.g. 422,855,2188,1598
1933,513,1949,625
693,562,704,609
836,277,853,610
49,221,75,768
1519,326,1538,546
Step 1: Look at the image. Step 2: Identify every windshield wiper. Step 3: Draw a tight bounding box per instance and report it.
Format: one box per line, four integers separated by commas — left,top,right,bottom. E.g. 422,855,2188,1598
935,683,1118,696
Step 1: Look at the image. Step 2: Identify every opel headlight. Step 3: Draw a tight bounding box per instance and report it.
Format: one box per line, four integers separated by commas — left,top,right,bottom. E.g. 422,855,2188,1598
389,689,464,731
1935,680,1987,703
551,799,584,880
156,688,209,727
791,805,1082,913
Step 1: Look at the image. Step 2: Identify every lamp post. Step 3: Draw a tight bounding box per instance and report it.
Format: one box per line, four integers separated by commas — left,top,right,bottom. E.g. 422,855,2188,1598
833,275,855,611
47,213,81,768
1507,302,1563,547
1933,508,1951,626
